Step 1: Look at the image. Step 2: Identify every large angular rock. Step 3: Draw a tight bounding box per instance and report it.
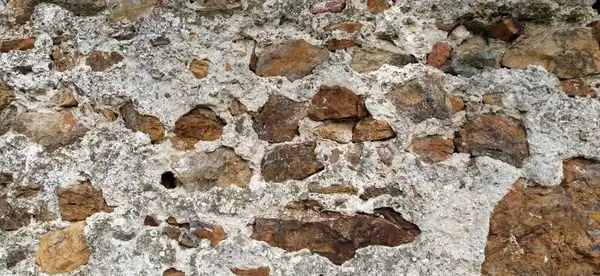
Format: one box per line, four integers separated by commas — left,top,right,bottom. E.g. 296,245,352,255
172,147,252,190
120,102,165,144
482,158,600,275
350,47,417,72
503,26,600,79
12,111,89,151
58,181,113,222
252,208,420,265
35,221,90,274
108,0,156,22
260,142,324,182
172,106,224,149
387,75,454,122
455,114,529,167
447,37,501,77
252,95,307,143
253,40,329,81
308,86,368,121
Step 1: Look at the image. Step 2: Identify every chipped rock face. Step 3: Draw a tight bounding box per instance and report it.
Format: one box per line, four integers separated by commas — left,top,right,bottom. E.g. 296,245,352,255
482,158,600,275
261,142,324,182
315,121,354,144
11,111,88,151
35,221,90,274
308,86,368,121
252,208,420,265
51,44,80,72
252,95,307,143
387,75,453,122
411,136,454,164
350,47,417,72
487,17,522,42
172,106,224,149
120,102,165,143
253,40,329,81
352,118,396,142
163,267,185,276
0,194,31,231
58,181,113,222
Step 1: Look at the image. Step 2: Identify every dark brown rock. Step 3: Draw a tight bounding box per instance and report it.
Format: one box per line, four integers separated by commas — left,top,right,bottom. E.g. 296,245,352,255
86,51,124,72
411,136,454,164
0,172,13,185
58,181,113,222
327,39,355,51
0,78,15,111
308,183,358,195
350,47,417,72
12,111,89,151
195,224,227,248
163,226,183,240
560,78,597,98
166,217,190,229
252,208,420,265
172,106,224,150
163,268,185,276
360,186,403,200
0,37,35,53
0,194,31,231
309,0,345,14
6,249,28,268
427,42,450,69
253,40,329,81
144,215,159,227
252,95,307,143
120,102,165,144
481,158,600,275
308,86,368,121
455,114,529,167
367,0,391,14
488,17,523,42
231,267,270,276
352,118,396,142
14,182,41,198
260,142,324,182
387,75,453,122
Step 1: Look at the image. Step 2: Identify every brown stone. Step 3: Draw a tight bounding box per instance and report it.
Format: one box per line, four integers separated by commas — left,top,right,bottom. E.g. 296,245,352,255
144,215,159,226
455,114,529,167
352,118,396,142
231,267,270,276
108,0,157,22
285,200,325,211
194,0,242,11
172,106,224,150
309,0,345,14
252,208,420,265
560,78,597,98
151,36,170,47
367,0,391,14
120,102,165,143
427,42,450,69
481,158,600,275
252,95,307,143
0,172,13,185
97,108,118,122
336,22,363,33
86,51,124,72
0,194,31,231
163,268,185,276
350,47,417,72
229,99,247,116
166,217,190,229
260,142,324,182
483,93,503,106
0,78,15,111
253,40,329,81
172,147,252,190
0,37,35,53
591,20,600,43
502,26,600,79
58,181,113,222
410,136,454,164
189,59,210,79
14,182,41,198
308,183,358,195
195,224,227,248
360,186,403,200
315,122,354,144
449,94,465,113
51,44,80,72
377,144,394,166
488,17,522,42
6,249,28,268
163,226,183,240
327,39,355,51
12,111,89,151
387,75,453,122
308,86,369,121
57,89,78,108
35,221,90,274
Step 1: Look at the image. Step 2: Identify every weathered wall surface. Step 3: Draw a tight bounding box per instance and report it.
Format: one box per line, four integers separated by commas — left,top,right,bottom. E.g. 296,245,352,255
1,0,600,275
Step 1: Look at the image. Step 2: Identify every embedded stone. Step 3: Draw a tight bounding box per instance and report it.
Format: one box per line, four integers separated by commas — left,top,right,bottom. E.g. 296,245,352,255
120,102,165,143
359,186,404,200
231,267,270,276
252,208,420,265
427,42,450,69
308,86,368,121
35,221,90,274
163,268,185,276
350,47,417,72
252,95,307,143
327,39,355,51
108,0,156,22
260,142,324,182
560,78,597,97
144,215,160,227
172,106,224,149
488,17,523,42
315,122,354,144
229,99,247,116
253,40,329,81
308,183,358,195
58,181,113,222
86,51,124,72
387,75,454,122
410,136,454,164
352,118,396,142
51,44,80,72
449,94,465,113
455,114,529,167
12,111,89,151
189,59,210,79
447,36,500,77
195,224,227,248
0,194,31,231
483,93,503,106
336,22,363,33
193,0,242,11
0,78,15,111
367,0,391,14
0,37,35,53
57,89,78,108
309,0,346,14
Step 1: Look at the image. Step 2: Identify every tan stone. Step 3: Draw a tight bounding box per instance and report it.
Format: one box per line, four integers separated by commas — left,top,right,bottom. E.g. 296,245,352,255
51,44,80,72
483,93,503,106
410,136,454,164
427,42,451,69
387,75,454,122
172,106,224,150
108,0,157,22
57,89,78,108
0,37,35,53
252,95,307,143
352,118,396,142
315,122,354,144
560,78,597,97
260,142,324,182
367,0,391,14
253,40,329,81
229,98,247,116
120,102,165,143
189,59,210,79
58,181,113,222
449,94,465,113
308,183,358,195
35,221,90,274
308,86,369,121
0,78,15,111
86,51,124,72
12,111,89,151
350,47,417,72
231,267,270,276
336,22,363,33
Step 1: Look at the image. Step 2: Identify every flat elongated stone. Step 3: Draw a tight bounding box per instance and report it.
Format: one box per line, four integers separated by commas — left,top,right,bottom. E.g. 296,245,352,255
172,106,224,149
367,0,391,13
253,40,329,81
231,267,270,276
0,38,35,53
260,142,324,182
350,47,417,72
253,95,307,143
315,122,354,144
35,221,90,274
560,78,597,97
308,86,368,121
58,181,113,222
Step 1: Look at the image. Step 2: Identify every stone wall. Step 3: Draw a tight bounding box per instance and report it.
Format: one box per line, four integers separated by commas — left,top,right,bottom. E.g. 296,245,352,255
1,0,600,275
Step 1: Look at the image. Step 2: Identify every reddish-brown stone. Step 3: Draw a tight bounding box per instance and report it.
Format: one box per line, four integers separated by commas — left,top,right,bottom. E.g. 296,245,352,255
455,114,529,167
260,142,324,182
309,0,345,14
352,118,396,142
163,267,185,276
449,94,465,113
367,0,391,13
120,102,165,144
58,181,113,222
337,22,363,33
327,39,355,51
482,158,600,275
560,78,597,98
86,51,124,72
252,208,420,265
411,136,454,164
12,111,89,151
252,95,307,143
308,86,368,121
172,107,224,150
253,40,329,81
387,75,454,122
195,224,227,248
0,38,35,53
427,42,450,69
231,267,270,276
0,194,30,231
488,17,522,42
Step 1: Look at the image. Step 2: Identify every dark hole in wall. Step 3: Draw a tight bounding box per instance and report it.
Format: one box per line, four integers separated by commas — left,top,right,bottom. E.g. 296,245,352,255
594,1,600,14
160,171,177,189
